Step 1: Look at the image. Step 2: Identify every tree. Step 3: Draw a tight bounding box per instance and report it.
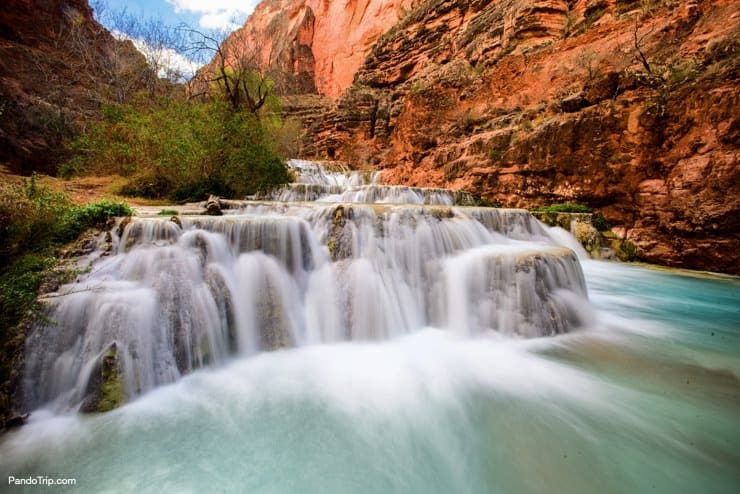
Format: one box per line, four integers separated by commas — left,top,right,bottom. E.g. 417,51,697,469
182,26,274,113
91,1,191,94
632,22,656,79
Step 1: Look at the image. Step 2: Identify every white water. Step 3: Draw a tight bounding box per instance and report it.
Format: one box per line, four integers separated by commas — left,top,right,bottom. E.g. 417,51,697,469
5,161,739,493
259,159,474,205
23,202,587,411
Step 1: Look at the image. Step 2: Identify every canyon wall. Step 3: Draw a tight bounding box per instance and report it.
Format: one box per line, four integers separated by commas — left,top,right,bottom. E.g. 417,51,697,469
0,0,151,174
285,0,738,274
207,0,422,97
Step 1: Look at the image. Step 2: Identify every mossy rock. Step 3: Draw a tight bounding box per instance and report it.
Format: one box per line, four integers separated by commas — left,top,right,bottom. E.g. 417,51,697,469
328,206,353,261
532,211,574,230
613,239,639,262
572,222,601,258
79,343,127,414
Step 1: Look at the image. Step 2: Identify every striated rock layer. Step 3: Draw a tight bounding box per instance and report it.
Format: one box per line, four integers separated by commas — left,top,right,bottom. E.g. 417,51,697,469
205,0,422,98
280,0,738,274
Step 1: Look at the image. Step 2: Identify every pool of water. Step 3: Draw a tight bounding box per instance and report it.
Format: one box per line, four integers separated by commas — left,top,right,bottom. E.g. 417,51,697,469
1,261,739,493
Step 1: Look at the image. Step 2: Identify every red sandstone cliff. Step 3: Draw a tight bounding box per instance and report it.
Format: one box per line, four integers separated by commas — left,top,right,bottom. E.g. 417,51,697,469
283,0,738,274
208,0,421,98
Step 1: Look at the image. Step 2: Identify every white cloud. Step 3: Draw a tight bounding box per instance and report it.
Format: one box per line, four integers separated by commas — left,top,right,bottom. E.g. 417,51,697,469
166,0,261,31
114,30,204,80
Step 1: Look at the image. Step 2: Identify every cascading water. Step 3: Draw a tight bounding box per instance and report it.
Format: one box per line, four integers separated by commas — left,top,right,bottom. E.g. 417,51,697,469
258,159,475,205
3,160,739,494
22,161,589,412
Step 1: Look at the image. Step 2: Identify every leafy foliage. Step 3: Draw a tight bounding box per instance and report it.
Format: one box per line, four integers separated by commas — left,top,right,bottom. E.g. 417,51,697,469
592,212,610,232
64,99,293,201
534,203,594,214
0,253,56,339
65,200,134,241
0,178,133,384
0,175,133,264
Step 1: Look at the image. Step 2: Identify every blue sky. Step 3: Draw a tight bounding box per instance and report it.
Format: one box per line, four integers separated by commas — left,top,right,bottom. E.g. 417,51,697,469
96,0,261,31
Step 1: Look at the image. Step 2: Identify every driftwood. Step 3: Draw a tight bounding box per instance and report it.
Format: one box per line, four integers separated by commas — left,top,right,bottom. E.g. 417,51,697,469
205,195,223,216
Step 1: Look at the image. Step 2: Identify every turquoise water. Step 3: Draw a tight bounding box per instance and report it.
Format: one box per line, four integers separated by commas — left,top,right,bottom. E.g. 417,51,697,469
1,261,739,493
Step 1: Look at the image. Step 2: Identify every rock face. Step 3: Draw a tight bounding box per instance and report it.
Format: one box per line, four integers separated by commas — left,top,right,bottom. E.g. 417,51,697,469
279,0,738,274
208,0,422,98
79,343,127,413
0,0,151,174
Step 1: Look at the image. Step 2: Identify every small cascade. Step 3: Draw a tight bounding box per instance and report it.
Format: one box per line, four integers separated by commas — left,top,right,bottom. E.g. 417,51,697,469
24,160,591,412
258,159,475,205
287,159,382,186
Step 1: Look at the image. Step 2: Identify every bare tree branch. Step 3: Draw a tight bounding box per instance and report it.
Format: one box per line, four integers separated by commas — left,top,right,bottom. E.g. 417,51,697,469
179,25,274,113
633,22,655,78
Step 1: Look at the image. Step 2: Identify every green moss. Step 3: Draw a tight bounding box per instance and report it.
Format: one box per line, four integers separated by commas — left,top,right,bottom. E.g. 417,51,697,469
532,211,572,230
96,374,126,413
328,207,342,260
592,212,610,232
533,203,594,214
473,195,500,208
83,346,127,413
615,239,639,262
158,209,178,216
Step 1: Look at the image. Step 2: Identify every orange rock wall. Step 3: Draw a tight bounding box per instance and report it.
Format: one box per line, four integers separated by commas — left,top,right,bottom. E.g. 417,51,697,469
296,0,739,274
216,0,420,97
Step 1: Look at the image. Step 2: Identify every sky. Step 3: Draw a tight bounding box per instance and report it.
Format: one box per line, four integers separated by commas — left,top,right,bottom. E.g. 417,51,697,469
97,0,261,31
94,0,263,78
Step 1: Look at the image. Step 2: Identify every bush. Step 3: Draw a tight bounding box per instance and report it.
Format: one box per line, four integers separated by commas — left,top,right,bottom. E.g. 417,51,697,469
1,178,133,366
0,176,132,265
61,200,134,243
535,203,594,214
0,254,56,339
65,99,293,201
0,176,71,263
592,212,610,231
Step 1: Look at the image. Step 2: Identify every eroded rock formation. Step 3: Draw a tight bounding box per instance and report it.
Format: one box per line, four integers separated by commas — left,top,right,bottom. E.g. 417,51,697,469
204,0,422,98
274,0,738,274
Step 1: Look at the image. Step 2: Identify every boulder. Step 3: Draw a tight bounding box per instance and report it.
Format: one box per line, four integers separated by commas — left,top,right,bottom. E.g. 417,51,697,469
79,343,127,413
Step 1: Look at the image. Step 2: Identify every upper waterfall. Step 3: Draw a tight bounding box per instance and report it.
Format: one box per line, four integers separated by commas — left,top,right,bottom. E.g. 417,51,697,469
23,160,590,413
256,159,475,205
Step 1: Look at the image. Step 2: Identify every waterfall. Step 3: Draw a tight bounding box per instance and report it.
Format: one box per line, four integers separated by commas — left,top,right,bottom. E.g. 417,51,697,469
23,160,590,412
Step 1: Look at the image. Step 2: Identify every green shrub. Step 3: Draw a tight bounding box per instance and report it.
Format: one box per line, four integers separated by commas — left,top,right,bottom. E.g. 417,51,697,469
488,149,503,163
0,176,132,265
60,200,134,243
472,195,500,208
535,203,594,214
65,99,293,201
592,212,610,231
0,176,71,263
0,254,56,337
118,173,171,199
